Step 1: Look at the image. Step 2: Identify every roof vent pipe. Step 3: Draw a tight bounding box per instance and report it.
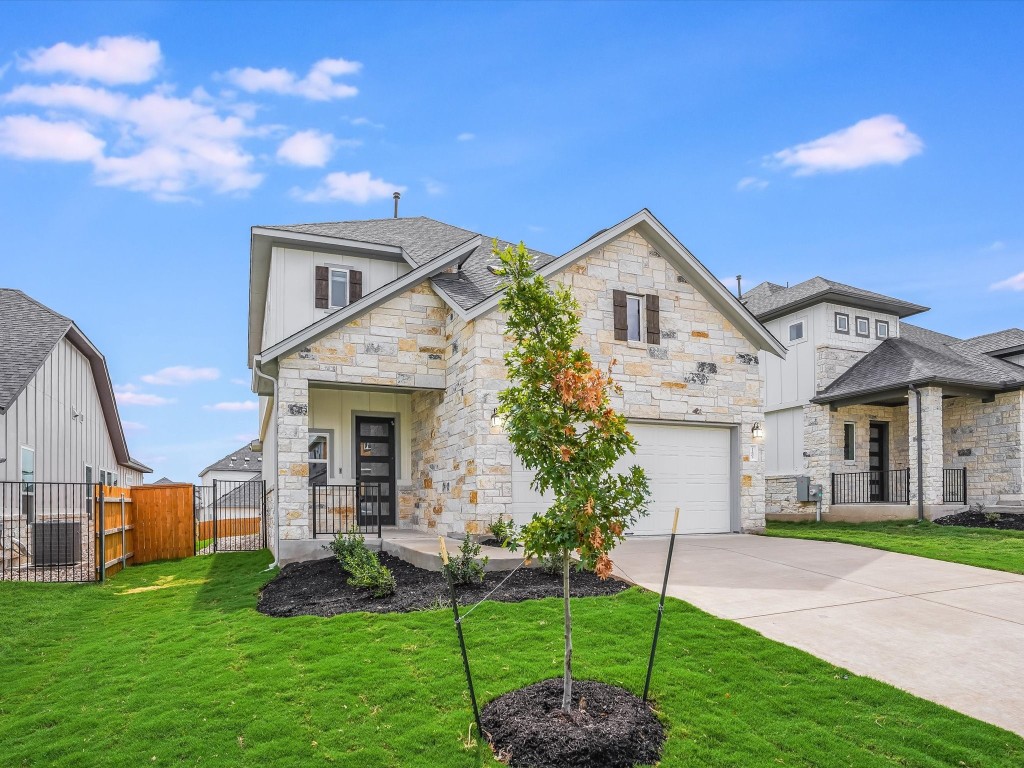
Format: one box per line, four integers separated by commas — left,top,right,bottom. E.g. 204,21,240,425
736,275,743,298
393,191,401,218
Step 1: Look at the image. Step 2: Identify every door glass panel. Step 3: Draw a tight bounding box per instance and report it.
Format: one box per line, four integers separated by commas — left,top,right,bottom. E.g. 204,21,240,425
360,462,390,476
359,441,390,457
360,422,389,437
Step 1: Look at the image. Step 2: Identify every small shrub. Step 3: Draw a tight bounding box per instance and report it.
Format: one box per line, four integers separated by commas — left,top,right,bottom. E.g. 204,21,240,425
347,554,396,597
985,512,1001,523
535,552,563,576
328,530,366,563
441,535,489,585
488,517,521,551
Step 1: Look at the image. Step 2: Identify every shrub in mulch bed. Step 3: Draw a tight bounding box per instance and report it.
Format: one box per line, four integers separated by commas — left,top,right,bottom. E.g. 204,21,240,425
481,679,664,768
257,552,629,617
934,511,1024,531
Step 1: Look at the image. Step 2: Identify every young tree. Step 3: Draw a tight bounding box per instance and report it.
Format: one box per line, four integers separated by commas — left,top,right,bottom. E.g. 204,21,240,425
494,242,650,713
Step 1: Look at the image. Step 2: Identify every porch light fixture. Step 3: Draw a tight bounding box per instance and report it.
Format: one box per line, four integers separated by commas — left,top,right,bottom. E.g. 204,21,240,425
490,409,503,429
751,421,764,440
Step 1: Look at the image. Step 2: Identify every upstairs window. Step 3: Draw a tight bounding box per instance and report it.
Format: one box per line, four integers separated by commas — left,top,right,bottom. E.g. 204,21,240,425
613,290,661,345
835,312,849,334
315,266,364,310
626,295,642,341
855,316,870,338
876,320,890,339
788,321,805,342
329,268,349,308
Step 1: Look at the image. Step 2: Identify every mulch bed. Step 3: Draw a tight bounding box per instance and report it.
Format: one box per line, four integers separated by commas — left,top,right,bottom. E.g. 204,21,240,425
257,552,629,617
481,678,664,768
934,510,1024,531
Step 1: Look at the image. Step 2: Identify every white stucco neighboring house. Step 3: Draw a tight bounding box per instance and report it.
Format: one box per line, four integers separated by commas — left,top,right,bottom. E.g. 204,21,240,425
745,277,1024,521
247,210,786,564
0,288,152,487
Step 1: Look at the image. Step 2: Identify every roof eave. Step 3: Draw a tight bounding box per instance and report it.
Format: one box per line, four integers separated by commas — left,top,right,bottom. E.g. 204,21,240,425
812,376,1023,405
756,290,928,322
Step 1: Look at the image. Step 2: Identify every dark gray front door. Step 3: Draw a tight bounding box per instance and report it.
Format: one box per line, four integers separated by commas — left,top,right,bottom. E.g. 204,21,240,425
355,416,396,526
869,422,889,502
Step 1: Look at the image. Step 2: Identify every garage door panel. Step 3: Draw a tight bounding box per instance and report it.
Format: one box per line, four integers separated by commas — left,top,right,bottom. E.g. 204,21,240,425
511,422,733,535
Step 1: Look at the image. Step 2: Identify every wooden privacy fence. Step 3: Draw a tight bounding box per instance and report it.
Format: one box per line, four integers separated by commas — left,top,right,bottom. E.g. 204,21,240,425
97,483,195,580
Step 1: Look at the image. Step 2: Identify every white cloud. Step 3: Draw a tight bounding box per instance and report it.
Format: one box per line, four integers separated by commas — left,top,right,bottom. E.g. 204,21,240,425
114,384,174,406
204,401,259,412
423,177,446,196
141,365,220,386
277,129,334,167
991,271,1024,292
0,114,104,161
985,241,1006,252
230,377,250,386
737,176,769,192
122,421,147,432
348,116,383,128
769,114,923,176
20,36,161,85
224,57,361,101
457,132,475,141
293,171,406,204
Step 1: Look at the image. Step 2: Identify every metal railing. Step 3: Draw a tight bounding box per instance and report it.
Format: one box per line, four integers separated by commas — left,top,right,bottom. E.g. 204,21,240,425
943,467,968,504
311,482,383,538
194,480,268,554
1,481,96,582
831,469,910,505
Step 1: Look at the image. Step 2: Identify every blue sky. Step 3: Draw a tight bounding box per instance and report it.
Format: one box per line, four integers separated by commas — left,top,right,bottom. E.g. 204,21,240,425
1,1,1021,482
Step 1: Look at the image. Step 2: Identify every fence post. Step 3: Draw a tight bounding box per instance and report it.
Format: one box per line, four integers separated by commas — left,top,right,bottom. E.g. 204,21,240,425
193,485,198,556
97,484,106,582
962,467,968,505
212,479,218,553
120,492,127,571
906,468,912,505
378,482,382,539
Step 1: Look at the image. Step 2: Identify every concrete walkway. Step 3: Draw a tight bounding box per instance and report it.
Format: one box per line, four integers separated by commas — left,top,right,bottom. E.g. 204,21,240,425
611,534,1024,737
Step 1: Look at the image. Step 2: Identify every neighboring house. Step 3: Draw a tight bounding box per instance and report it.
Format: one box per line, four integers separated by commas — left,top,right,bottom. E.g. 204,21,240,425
248,210,786,563
744,277,1024,520
197,443,263,487
149,476,177,485
0,288,151,487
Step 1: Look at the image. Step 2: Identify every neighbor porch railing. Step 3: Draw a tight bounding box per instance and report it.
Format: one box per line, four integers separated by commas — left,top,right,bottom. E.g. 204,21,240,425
311,483,383,538
831,469,911,505
942,467,968,504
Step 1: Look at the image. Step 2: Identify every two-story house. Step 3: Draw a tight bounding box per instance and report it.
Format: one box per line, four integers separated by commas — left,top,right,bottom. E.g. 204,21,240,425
745,277,1024,521
247,210,786,564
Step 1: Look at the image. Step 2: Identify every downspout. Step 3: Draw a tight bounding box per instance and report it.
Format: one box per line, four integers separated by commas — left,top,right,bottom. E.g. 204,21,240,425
910,384,924,522
253,356,281,568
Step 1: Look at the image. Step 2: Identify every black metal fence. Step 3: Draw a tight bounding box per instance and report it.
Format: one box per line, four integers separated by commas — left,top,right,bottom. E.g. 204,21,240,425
943,467,968,504
832,469,911,505
194,480,268,554
312,483,384,538
1,482,96,582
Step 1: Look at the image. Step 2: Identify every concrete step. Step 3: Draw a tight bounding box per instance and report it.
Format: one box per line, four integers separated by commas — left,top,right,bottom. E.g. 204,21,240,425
381,533,533,572
996,495,1024,507
984,506,1024,516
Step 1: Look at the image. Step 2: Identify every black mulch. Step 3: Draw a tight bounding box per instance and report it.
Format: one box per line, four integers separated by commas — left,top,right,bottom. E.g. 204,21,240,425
257,552,630,617
934,511,1024,531
481,679,665,768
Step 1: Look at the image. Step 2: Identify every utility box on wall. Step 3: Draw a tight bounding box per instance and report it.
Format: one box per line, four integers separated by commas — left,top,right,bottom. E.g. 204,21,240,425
796,476,822,503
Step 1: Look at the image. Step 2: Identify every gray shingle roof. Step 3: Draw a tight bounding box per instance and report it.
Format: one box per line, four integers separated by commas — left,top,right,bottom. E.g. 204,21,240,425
742,276,927,320
199,443,264,476
958,328,1024,355
815,323,1024,403
261,217,556,311
0,289,73,412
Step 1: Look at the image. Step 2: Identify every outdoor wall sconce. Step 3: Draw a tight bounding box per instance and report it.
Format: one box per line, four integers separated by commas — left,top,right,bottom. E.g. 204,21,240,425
491,409,503,428
751,421,764,440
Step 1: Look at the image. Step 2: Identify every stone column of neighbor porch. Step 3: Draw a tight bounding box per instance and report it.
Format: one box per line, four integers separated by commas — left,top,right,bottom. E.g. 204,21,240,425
908,386,944,513
803,403,833,517
276,368,311,541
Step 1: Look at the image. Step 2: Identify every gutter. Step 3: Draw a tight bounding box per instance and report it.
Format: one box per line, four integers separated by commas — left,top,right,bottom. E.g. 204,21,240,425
252,356,281,570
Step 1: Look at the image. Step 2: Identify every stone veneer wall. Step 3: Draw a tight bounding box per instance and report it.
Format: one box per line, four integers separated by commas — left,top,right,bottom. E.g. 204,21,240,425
943,390,1024,505
908,386,944,506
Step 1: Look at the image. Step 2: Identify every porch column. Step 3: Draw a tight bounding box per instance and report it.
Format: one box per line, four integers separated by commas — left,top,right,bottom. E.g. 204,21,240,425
908,386,944,513
803,403,834,516
276,366,311,540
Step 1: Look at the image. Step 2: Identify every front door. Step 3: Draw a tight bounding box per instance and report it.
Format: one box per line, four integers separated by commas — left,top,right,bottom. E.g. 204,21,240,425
868,422,889,501
354,416,396,526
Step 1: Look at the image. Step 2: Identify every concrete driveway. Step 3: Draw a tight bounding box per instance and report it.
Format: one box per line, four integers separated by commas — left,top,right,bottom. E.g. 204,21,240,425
611,534,1024,736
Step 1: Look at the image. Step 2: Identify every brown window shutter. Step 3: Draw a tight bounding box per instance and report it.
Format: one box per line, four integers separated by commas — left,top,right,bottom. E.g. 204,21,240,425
315,266,329,309
349,270,363,302
612,289,628,341
646,294,661,345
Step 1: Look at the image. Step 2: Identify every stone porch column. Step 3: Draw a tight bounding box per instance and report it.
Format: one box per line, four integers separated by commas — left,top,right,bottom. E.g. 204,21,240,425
908,386,944,511
277,367,311,540
803,403,833,516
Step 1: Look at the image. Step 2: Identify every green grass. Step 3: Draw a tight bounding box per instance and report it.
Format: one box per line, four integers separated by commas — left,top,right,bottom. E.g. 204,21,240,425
1,553,1021,767
767,519,1024,575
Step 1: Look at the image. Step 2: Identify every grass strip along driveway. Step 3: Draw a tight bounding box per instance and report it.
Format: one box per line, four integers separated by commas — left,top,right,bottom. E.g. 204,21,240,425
767,520,1024,575
1,552,1022,767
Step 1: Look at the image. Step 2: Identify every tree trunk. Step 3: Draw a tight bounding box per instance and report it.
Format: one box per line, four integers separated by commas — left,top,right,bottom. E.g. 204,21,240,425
562,549,573,713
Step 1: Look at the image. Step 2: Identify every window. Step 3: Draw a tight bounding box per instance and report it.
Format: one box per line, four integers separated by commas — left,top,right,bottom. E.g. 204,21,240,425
788,321,804,342
85,464,93,496
876,320,890,339
308,432,329,486
843,423,856,461
835,312,849,334
329,268,349,309
20,446,35,521
855,316,870,337
626,295,642,342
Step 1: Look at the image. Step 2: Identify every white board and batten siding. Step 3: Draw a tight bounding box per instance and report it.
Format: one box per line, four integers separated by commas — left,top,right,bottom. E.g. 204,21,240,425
512,422,733,535
0,337,143,486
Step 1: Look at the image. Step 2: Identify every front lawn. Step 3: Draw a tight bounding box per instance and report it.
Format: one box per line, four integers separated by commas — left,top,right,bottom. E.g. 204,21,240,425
767,520,1024,575
1,552,1021,767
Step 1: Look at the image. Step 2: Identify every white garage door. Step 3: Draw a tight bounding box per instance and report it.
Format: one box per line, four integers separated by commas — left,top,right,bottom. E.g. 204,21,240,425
511,422,733,535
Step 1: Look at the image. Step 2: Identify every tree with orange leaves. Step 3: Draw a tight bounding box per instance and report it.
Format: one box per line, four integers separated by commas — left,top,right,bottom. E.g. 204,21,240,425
494,241,650,714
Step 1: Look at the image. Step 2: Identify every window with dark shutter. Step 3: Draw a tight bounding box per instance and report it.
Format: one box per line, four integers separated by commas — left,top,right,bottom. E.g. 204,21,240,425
645,294,660,345
349,270,363,301
315,266,329,309
612,289,628,341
